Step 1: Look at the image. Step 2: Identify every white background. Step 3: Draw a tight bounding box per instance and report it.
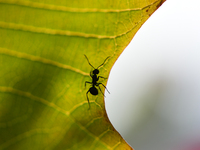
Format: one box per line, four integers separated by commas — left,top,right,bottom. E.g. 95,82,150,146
105,0,200,150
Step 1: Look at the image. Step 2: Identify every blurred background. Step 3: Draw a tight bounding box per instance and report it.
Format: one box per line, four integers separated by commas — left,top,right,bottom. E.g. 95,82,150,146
105,0,200,150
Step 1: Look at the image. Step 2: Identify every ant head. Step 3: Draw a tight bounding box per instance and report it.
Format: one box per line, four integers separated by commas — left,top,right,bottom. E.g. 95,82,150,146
93,69,99,74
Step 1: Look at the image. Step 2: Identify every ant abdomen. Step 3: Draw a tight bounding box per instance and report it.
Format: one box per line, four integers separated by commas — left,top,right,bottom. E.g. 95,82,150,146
90,87,98,95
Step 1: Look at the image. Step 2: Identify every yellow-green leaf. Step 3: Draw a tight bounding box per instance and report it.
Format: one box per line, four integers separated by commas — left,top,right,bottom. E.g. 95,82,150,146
0,0,165,149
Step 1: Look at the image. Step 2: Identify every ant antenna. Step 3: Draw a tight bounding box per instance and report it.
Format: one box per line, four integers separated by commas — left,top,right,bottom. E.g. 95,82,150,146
84,54,95,69
97,56,110,69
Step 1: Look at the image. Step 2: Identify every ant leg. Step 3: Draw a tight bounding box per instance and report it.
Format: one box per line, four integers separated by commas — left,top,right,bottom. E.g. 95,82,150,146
98,76,107,80
85,81,92,88
86,90,90,110
97,85,105,97
98,83,110,94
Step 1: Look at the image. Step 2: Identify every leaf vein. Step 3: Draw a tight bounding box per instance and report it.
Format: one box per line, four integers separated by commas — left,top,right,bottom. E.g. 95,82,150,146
0,21,116,39
0,86,112,149
0,128,60,149
0,20,140,39
0,48,88,76
0,0,160,13
0,86,70,115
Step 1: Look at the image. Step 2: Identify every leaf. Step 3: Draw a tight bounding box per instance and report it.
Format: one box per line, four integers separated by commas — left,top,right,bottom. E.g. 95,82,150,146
0,0,165,149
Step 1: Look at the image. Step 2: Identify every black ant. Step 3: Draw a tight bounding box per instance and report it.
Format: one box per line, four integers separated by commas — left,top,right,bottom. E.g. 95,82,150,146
84,55,110,109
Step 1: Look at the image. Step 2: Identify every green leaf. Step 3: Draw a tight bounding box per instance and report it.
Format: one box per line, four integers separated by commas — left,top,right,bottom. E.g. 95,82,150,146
0,0,165,149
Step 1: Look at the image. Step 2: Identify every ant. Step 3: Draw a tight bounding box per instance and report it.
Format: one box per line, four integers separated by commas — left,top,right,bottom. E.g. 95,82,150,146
84,54,110,109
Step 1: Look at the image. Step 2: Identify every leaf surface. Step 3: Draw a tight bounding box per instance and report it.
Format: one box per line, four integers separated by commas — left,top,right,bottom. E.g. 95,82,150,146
0,0,165,149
